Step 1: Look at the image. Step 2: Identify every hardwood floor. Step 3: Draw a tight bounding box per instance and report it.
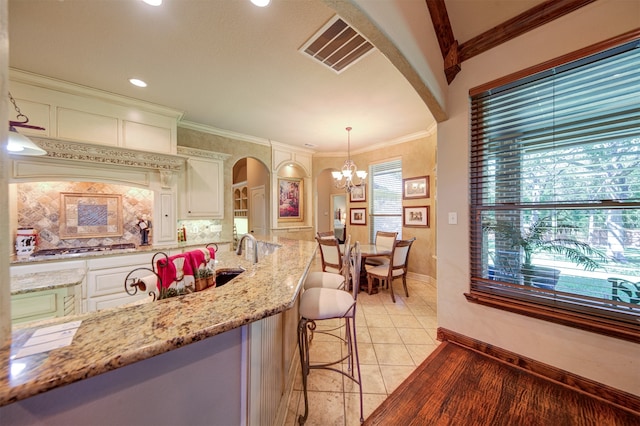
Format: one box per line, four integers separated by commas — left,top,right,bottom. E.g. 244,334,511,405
365,341,640,425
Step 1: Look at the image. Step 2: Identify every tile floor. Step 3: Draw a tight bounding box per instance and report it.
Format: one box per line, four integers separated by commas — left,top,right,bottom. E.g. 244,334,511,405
282,265,439,426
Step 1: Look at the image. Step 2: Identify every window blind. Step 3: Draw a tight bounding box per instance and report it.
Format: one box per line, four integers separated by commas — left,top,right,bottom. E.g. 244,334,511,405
369,159,402,242
469,38,640,342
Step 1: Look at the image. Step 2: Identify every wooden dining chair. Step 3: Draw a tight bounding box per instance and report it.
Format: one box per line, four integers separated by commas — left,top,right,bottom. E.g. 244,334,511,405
316,231,336,239
366,237,416,302
365,231,398,267
304,235,350,290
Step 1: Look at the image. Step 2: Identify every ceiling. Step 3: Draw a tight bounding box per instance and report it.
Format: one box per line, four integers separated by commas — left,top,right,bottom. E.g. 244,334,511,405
8,0,546,153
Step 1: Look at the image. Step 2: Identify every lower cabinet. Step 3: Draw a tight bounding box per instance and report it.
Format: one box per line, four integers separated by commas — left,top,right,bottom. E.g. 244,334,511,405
86,252,157,312
11,286,81,325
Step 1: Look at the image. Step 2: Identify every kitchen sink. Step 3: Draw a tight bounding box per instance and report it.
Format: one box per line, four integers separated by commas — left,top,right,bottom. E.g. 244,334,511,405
215,268,245,287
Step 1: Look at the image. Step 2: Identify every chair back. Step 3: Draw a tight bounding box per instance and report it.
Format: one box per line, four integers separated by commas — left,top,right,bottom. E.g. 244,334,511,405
316,236,342,273
317,231,336,240
391,238,416,271
348,241,362,301
375,231,398,250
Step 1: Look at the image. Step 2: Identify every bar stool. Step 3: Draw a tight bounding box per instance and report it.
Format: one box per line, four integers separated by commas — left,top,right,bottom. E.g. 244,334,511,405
304,235,351,290
298,241,363,424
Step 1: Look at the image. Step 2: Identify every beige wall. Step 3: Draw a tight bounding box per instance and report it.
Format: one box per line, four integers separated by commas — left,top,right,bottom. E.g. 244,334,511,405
437,0,639,396
178,127,271,240
313,132,437,280
0,0,9,341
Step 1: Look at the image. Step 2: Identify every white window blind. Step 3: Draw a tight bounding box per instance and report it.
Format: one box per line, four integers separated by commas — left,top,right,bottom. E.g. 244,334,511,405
370,159,402,242
468,37,640,342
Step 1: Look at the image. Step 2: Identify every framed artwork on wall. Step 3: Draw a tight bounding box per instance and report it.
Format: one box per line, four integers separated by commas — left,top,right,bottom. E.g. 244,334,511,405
350,208,367,226
403,206,429,228
278,178,303,221
403,175,429,199
60,193,123,239
349,184,366,202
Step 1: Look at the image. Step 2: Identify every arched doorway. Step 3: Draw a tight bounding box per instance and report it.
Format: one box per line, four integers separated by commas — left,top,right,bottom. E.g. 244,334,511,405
232,157,269,246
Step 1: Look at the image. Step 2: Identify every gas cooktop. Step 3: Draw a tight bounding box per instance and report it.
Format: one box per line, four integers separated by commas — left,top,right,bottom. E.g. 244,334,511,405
31,243,137,257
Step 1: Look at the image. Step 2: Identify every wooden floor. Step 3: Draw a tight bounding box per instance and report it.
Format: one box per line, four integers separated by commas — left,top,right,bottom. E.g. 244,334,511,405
364,341,640,426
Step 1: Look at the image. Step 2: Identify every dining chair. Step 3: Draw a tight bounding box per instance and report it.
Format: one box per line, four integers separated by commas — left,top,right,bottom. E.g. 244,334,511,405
365,230,398,267
316,231,336,239
304,235,351,290
366,237,416,302
298,241,363,424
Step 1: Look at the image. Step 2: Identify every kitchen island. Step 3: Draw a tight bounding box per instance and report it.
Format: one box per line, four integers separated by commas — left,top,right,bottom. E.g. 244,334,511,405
0,235,315,425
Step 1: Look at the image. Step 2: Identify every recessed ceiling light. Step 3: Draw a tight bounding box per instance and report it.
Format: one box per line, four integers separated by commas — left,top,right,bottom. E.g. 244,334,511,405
142,0,162,6
250,0,270,7
129,78,147,88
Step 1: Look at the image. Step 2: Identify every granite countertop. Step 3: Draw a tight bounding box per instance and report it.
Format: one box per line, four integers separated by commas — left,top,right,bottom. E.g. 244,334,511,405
10,269,86,295
0,235,316,407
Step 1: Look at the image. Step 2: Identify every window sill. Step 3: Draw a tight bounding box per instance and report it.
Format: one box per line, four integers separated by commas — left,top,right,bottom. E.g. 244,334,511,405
465,290,640,344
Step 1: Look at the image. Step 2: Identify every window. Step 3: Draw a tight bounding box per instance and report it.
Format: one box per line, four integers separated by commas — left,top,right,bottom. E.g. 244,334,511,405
468,34,640,343
369,159,403,242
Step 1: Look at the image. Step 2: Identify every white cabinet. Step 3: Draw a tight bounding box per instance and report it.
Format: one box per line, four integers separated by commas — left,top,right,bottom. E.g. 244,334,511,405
178,147,230,219
11,286,81,325
86,252,156,312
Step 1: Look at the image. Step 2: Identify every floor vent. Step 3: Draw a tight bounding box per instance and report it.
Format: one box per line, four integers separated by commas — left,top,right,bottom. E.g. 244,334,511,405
300,16,375,74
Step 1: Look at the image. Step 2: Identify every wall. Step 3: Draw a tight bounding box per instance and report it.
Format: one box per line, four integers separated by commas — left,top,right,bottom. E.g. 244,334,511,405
313,132,437,280
177,127,271,240
13,182,152,251
437,0,639,395
0,0,9,342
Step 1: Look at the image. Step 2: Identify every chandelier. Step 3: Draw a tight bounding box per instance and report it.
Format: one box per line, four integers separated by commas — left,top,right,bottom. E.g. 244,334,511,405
7,92,47,156
332,126,367,192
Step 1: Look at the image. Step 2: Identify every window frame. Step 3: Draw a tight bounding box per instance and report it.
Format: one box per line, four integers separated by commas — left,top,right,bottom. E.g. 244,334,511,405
368,158,403,242
466,29,640,344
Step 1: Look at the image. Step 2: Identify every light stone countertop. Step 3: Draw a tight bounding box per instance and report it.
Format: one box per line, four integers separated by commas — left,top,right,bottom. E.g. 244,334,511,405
0,235,316,407
10,269,86,295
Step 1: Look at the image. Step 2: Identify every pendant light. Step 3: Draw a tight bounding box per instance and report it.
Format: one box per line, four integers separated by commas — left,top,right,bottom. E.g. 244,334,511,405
7,92,47,156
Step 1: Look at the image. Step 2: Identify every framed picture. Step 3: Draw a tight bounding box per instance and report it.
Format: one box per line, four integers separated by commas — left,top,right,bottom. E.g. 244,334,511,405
60,193,123,239
403,206,429,228
350,208,367,226
403,175,429,199
278,178,303,221
349,184,366,202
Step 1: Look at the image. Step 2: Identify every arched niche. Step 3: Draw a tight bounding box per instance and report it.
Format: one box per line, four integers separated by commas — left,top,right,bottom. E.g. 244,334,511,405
232,157,270,240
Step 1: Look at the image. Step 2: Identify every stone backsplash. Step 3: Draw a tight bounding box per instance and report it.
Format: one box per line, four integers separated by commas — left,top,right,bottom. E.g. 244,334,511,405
16,182,153,250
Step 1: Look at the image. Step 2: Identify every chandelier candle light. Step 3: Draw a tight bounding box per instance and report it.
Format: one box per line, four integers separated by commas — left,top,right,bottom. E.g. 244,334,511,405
332,127,367,192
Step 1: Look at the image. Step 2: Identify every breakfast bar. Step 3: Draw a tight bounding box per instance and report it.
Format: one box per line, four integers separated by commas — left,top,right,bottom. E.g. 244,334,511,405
0,235,315,425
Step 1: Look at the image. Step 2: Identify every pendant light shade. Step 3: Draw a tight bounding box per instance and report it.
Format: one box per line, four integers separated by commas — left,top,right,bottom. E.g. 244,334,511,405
6,92,47,156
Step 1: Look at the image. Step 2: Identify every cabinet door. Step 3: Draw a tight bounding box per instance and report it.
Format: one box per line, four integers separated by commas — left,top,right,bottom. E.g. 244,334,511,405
184,157,224,218
157,193,175,243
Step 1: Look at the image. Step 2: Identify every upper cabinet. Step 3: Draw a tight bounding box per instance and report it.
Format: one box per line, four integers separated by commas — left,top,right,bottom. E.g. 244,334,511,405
9,70,182,155
178,147,231,219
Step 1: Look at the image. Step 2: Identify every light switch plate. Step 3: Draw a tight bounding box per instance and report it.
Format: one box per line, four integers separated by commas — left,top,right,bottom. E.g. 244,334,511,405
448,212,458,225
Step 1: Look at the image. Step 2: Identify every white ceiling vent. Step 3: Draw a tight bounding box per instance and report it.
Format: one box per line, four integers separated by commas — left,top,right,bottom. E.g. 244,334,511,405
300,16,375,74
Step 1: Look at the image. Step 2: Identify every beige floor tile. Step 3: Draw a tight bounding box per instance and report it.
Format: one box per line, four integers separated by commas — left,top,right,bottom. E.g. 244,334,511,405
379,365,416,393
354,342,379,365
343,364,386,395
294,366,344,392
284,391,301,426
406,343,439,365
396,327,433,345
373,343,414,366
364,312,394,328
309,340,343,364
345,392,387,425
383,302,414,316
389,314,421,328
354,325,372,344
408,303,437,316
415,314,438,330
368,327,402,344
360,304,388,316
295,390,345,426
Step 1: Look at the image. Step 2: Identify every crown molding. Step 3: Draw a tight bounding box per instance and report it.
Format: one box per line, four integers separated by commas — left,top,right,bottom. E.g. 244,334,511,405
178,120,272,147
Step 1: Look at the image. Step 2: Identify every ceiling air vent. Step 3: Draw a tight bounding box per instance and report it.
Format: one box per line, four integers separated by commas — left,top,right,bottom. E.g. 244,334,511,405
300,16,375,74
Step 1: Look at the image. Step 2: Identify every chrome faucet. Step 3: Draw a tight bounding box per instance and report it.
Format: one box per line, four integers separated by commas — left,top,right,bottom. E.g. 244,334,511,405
236,233,259,263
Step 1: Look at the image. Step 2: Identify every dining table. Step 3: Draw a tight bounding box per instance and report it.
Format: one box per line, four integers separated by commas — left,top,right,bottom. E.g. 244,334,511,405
357,244,391,294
